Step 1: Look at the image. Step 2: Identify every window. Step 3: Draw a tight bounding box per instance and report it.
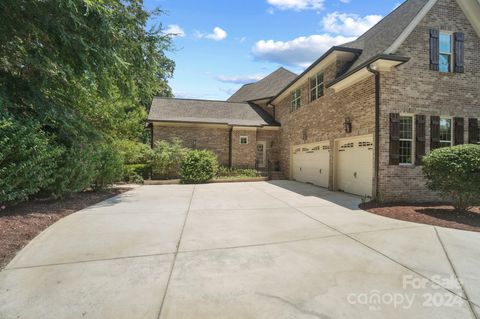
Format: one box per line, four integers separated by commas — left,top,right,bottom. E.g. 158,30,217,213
399,116,414,164
439,32,452,73
440,118,452,147
291,89,301,112
239,136,248,145
310,72,324,102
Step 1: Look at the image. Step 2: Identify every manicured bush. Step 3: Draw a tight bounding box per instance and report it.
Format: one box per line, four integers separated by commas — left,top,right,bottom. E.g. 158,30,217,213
123,164,150,184
116,140,152,165
0,115,62,204
150,139,187,179
423,144,480,211
93,143,124,190
216,166,257,178
180,150,218,184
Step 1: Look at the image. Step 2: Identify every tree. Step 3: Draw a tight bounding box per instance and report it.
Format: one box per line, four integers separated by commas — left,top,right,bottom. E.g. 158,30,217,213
0,0,175,201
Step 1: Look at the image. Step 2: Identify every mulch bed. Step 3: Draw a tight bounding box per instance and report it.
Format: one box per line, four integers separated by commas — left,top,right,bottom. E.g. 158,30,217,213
360,202,480,233
0,188,131,269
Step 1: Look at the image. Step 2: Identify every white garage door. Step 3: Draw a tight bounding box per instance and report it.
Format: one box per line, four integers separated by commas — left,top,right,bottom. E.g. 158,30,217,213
335,135,374,197
292,141,330,188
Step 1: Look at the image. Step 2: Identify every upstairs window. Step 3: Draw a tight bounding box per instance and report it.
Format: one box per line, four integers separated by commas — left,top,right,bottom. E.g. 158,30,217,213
239,136,248,144
399,116,414,164
310,72,324,102
291,89,301,112
440,118,452,147
439,32,452,73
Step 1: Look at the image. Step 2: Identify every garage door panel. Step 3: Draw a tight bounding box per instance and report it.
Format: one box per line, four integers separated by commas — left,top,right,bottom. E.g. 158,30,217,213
335,136,373,197
292,142,330,188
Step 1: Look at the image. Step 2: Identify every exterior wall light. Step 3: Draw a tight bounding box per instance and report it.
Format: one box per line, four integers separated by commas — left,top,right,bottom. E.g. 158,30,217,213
343,118,352,133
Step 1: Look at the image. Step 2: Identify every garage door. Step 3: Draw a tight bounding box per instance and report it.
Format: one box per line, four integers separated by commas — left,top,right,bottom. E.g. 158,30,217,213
292,141,330,188
335,135,373,197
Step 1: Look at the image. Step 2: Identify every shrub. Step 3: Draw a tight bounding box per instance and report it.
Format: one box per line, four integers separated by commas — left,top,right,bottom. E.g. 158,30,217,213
180,150,218,184
0,115,62,204
123,164,150,184
150,139,187,179
43,142,100,198
116,140,152,164
216,166,257,178
93,143,124,190
423,144,480,211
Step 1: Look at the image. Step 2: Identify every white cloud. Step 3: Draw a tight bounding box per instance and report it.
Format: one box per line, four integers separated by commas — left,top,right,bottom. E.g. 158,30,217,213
195,27,228,41
252,34,356,67
163,24,186,38
216,74,265,84
322,12,382,36
266,0,325,11
339,0,350,3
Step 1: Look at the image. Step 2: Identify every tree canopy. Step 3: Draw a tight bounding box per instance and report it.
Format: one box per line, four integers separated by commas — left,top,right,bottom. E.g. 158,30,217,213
0,0,175,202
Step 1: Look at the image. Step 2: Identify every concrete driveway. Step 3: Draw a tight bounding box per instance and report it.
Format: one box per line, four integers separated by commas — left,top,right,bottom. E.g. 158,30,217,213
1,181,479,319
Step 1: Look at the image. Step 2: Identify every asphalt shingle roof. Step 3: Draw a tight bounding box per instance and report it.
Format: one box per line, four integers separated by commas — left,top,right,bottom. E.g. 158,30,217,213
148,97,278,127
227,67,297,103
342,0,430,70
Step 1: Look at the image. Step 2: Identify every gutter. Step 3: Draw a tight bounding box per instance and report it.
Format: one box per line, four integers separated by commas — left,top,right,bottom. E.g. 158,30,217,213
366,64,381,200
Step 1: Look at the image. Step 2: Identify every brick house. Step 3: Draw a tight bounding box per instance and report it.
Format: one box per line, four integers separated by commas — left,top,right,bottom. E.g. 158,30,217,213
147,0,480,201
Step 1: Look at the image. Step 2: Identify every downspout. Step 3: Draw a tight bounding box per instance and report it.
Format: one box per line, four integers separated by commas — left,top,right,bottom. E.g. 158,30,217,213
228,126,233,168
367,64,380,200
149,123,154,149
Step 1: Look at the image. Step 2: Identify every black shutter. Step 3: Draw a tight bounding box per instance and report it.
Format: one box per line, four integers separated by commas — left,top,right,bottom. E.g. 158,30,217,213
430,116,440,150
454,32,465,73
390,113,400,165
430,29,439,71
415,115,426,165
469,118,479,144
454,117,464,145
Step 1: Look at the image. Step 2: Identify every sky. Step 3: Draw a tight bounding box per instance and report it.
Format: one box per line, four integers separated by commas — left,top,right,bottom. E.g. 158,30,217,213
144,0,404,100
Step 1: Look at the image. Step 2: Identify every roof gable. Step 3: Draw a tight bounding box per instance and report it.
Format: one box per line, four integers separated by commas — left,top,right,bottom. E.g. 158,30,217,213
227,67,297,103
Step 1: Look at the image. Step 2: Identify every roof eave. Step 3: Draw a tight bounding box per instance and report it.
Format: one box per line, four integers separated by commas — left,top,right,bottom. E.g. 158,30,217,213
326,54,410,89
147,119,280,128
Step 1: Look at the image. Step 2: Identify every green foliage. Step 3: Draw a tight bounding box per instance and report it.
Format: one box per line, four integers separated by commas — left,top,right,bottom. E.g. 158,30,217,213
216,166,257,179
93,144,124,190
423,145,480,211
180,150,219,184
123,164,150,184
150,139,187,179
0,115,62,204
116,140,152,164
0,0,175,202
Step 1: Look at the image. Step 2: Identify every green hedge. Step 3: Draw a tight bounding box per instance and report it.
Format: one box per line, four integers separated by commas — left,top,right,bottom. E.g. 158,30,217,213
123,164,150,184
180,150,218,184
423,144,480,211
216,166,257,178
150,139,187,179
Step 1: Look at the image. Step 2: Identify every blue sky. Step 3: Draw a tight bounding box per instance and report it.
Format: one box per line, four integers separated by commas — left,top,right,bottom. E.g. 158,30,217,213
144,0,403,100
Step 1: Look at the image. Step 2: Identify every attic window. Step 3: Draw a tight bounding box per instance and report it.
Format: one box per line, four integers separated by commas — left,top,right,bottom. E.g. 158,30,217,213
439,32,452,73
240,136,249,145
310,72,324,102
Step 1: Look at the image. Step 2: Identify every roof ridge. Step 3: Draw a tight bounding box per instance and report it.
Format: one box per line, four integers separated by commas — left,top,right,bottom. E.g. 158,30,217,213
154,96,249,105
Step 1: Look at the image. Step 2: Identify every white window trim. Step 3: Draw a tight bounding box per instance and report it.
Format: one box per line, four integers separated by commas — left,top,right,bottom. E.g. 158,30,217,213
439,116,453,147
239,136,249,145
291,89,301,112
439,31,453,73
399,114,415,165
309,72,324,102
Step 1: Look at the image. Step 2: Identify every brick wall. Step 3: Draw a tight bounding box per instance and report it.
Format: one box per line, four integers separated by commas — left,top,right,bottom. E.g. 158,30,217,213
257,129,280,170
275,60,376,187
152,124,231,166
231,129,257,168
378,0,480,201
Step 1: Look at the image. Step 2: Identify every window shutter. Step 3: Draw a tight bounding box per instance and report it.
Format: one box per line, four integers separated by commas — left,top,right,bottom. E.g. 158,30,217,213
454,32,465,73
415,115,426,165
468,118,479,144
430,116,440,150
429,29,439,71
389,113,400,165
454,117,464,145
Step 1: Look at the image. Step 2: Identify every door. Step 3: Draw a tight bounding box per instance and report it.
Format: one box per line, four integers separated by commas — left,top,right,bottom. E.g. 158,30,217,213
292,141,330,188
335,135,373,197
256,142,266,168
